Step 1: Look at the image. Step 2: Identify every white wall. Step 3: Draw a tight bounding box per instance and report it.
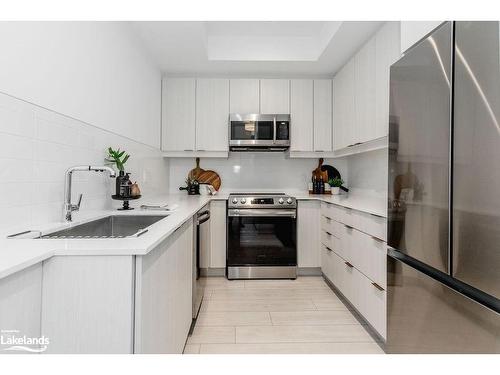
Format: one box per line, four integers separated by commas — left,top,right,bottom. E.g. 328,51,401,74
0,22,161,148
345,148,387,198
0,92,169,235
168,154,347,193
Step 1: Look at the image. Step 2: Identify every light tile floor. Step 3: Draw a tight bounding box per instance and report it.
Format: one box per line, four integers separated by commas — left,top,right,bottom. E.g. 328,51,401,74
184,276,384,354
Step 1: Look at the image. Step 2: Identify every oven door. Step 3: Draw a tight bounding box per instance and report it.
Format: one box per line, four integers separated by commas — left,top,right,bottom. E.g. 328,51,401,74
227,209,297,268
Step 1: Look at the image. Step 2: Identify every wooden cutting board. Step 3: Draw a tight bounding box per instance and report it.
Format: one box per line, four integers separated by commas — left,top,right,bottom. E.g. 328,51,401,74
197,170,222,191
312,158,329,181
188,158,204,180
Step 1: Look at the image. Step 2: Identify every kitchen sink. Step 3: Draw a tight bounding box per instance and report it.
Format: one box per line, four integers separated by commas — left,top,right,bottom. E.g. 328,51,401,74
39,215,167,239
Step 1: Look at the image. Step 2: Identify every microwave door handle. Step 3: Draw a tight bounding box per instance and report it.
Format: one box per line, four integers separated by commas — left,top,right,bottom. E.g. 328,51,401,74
273,116,276,144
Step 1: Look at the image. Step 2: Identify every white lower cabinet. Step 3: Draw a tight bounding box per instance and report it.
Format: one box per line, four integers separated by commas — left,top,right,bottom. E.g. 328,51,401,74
0,263,42,353
320,201,387,339
199,200,227,271
297,200,321,268
41,256,134,354
209,200,227,268
135,220,193,354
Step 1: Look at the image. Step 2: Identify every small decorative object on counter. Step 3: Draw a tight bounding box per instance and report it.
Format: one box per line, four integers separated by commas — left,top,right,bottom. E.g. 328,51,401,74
105,147,131,196
131,182,141,197
328,177,344,195
179,177,200,195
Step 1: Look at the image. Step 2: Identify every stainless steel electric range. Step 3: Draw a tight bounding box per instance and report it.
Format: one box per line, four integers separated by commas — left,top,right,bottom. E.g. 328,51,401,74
226,193,297,280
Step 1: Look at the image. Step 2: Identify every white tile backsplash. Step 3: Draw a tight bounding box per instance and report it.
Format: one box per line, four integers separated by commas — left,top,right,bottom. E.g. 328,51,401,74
346,148,388,198
168,153,348,193
0,92,168,234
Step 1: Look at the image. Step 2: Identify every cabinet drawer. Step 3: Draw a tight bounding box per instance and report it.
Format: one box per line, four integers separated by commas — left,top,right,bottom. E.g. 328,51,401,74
321,244,334,283
357,211,387,241
351,230,387,288
321,215,335,234
360,273,386,339
321,202,345,222
320,229,335,251
341,207,357,227
338,222,354,262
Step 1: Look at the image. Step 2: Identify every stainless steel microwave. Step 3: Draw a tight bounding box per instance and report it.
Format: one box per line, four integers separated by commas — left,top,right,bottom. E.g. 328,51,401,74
229,114,290,151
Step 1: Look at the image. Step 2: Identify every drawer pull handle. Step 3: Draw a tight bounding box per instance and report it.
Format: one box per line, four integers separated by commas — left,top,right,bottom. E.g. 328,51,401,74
372,282,384,291
325,246,333,252
344,261,353,268
324,216,332,221
371,236,384,242
344,224,353,229
325,231,332,236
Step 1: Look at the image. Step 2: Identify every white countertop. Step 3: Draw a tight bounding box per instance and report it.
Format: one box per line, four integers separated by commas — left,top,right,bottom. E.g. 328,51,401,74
0,190,386,280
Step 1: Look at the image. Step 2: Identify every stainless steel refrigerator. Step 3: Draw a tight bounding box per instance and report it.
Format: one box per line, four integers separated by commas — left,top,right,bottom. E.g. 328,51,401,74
387,21,500,353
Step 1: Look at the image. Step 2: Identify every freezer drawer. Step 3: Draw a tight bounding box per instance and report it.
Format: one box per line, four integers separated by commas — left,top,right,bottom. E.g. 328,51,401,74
387,254,500,353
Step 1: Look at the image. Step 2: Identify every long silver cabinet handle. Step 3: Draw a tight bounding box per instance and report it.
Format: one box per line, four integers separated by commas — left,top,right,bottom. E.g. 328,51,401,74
372,282,385,291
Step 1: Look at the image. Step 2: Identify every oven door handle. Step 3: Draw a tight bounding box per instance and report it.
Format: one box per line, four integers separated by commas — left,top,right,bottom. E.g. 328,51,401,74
227,208,296,218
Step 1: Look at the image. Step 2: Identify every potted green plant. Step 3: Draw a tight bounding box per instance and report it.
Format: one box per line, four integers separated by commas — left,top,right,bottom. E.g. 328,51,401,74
328,177,344,195
106,147,130,196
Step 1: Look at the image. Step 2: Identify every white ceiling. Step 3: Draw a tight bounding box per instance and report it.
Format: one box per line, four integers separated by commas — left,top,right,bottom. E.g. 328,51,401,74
130,21,384,77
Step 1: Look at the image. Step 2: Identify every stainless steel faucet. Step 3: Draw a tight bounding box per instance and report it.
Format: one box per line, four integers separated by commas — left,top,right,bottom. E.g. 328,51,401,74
64,165,116,222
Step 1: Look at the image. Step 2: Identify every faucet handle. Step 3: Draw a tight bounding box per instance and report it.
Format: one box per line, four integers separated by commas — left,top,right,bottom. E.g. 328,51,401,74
76,193,83,209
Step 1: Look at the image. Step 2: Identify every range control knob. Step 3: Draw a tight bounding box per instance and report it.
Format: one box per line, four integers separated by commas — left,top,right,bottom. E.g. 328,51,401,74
240,198,247,204
278,198,284,204
232,198,238,204
287,198,293,204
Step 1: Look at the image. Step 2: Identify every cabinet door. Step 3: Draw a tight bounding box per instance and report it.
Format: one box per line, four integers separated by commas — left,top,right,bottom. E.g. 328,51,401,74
355,38,376,143
196,78,229,152
334,60,356,150
297,200,321,268
290,79,314,152
333,74,344,150
375,22,401,139
313,79,333,151
210,200,227,268
0,264,42,353
260,79,290,114
136,220,193,354
229,79,260,113
400,21,443,54
42,256,134,353
162,78,196,151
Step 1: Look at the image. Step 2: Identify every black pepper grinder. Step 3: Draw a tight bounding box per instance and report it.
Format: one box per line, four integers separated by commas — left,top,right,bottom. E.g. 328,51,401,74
312,175,317,194
319,176,325,194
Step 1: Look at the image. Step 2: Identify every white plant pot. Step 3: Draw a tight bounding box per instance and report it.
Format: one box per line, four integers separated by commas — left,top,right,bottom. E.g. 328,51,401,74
331,187,340,195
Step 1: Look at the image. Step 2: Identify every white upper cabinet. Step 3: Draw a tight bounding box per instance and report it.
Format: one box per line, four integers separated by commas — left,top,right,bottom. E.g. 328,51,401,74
229,79,260,114
334,59,356,151
313,79,333,151
376,21,401,139
355,37,377,143
260,79,290,114
333,21,400,152
400,21,443,54
162,78,196,151
290,79,314,152
196,78,230,152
